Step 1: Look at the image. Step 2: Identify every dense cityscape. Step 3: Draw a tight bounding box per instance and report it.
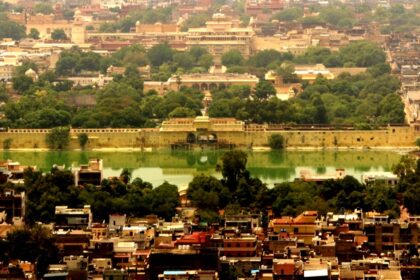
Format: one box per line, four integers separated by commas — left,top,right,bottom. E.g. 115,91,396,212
0,0,419,279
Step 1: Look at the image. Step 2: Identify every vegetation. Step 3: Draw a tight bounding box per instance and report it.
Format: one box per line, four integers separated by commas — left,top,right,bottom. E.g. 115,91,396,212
2,138,12,149
0,225,59,278
269,134,284,150
272,7,304,22
0,41,403,129
0,15,26,40
2,151,420,255
273,3,419,33
51,29,67,41
209,71,403,126
18,167,179,224
33,3,53,15
187,152,420,222
78,133,89,149
28,28,40,39
99,7,173,32
45,127,70,149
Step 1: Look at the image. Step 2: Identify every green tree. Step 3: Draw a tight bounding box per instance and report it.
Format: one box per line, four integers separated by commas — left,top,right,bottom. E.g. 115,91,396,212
338,41,386,67
6,225,59,277
12,75,33,93
187,175,231,210
51,29,67,40
272,7,303,22
416,138,420,149
120,168,132,184
222,50,245,67
29,28,40,39
33,3,53,15
254,80,276,100
276,62,300,83
269,134,284,150
148,181,179,220
312,95,328,124
45,127,70,149
220,150,248,191
0,18,26,40
78,133,89,149
248,49,286,68
3,138,12,149
147,43,173,66
168,107,196,118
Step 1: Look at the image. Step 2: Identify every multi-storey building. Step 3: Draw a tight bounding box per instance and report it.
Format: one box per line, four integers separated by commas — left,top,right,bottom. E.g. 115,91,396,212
55,205,92,230
364,218,419,252
219,236,257,257
0,189,25,224
185,13,254,59
269,211,320,245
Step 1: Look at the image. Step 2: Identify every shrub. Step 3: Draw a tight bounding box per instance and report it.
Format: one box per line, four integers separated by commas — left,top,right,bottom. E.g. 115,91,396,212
46,127,70,149
269,134,284,150
78,133,89,149
3,138,12,149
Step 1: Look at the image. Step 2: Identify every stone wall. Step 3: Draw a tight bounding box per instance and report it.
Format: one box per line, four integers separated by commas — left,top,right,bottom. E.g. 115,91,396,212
0,126,416,150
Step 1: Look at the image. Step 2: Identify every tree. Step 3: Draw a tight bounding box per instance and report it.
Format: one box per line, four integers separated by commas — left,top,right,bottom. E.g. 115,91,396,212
51,29,68,40
147,43,173,66
272,7,303,22
45,127,70,149
220,150,248,191
392,155,415,180
338,41,386,67
168,107,196,118
3,138,12,149
29,28,40,39
276,62,300,83
269,134,284,150
62,9,74,20
254,80,276,100
312,95,328,124
0,19,26,40
12,75,33,93
248,49,285,68
148,182,179,220
33,3,53,15
120,169,132,184
221,50,245,67
78,133,89,149
173,52,195,70
187,175,231,210
6,225,59,278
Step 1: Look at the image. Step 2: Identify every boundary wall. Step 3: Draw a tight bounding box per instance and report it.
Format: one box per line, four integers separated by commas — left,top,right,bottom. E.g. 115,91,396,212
0,126,416,150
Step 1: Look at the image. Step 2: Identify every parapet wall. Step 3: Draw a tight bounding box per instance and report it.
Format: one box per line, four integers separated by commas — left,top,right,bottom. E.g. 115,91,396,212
0,126,416,150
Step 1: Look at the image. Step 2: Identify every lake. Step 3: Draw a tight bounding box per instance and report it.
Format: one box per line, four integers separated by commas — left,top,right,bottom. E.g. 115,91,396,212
0,150,403,189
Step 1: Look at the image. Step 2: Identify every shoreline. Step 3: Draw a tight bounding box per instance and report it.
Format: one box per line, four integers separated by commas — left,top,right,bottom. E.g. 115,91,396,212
0,146,416,153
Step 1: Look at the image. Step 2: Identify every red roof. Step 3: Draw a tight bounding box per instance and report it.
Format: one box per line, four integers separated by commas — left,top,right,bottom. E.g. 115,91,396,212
175,232,208,245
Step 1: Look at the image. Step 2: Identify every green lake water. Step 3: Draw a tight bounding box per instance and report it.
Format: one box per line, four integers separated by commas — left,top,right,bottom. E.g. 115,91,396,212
0,150,403,189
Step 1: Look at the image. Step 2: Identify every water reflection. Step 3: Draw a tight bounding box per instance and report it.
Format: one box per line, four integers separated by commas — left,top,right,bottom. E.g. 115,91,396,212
0,150,402,187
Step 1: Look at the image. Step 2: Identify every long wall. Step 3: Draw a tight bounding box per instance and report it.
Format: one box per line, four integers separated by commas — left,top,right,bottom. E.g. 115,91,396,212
0,126,416,150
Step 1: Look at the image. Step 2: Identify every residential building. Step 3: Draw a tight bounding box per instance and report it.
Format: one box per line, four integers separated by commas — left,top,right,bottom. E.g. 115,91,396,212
0,189,25,224
269,211,320,245
219,236,257,257
55,205,92,230
72,159,103,186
